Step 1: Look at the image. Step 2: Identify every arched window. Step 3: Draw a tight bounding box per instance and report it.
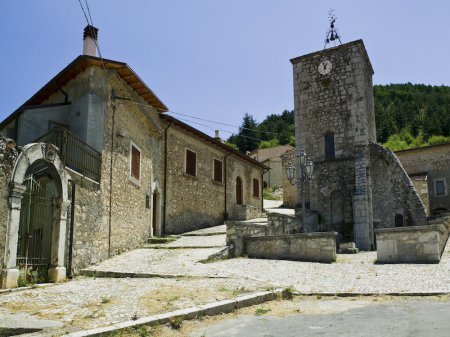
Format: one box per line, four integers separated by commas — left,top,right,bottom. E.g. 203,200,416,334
325,132,335,160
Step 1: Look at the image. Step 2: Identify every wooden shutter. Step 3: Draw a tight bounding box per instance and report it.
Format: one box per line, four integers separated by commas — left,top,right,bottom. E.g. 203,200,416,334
131,145,140,180
186,150,196,176
236,177,243,204
214,159,223,182
253,178,260,197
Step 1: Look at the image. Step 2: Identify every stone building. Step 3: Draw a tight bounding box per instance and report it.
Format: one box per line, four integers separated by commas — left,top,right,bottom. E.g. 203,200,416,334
291,40,426,250
0,25,265,288
248,145,293,188
395,143,450,216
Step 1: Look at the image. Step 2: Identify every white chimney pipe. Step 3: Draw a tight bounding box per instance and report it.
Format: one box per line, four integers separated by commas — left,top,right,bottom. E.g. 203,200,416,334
83,25,98,57
215,130,220,139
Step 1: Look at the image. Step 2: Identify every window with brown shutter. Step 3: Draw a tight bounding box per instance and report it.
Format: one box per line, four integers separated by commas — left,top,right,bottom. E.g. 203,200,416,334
213,159,223,182
186,149,197,176
253,178,260,197
131,144,141,180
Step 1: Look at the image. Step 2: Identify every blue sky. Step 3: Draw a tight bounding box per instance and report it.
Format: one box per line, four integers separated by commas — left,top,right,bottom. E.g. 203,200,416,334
0,0,449,138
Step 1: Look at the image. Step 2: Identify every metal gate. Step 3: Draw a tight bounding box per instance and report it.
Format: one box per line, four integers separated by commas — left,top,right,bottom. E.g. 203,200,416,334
17,175,54,273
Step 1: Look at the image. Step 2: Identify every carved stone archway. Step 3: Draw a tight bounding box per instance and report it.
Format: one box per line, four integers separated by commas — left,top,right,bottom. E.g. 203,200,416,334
1,143,71,289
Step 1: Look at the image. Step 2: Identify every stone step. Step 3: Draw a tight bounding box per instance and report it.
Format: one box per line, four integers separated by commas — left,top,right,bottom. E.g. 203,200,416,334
147,236,178,244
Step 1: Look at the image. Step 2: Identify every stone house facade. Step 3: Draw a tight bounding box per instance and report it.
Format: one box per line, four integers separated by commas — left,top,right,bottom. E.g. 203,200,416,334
162,116,265,234
291,40,426,250
395,143,450,216
0,26,266,288
249,145,293,188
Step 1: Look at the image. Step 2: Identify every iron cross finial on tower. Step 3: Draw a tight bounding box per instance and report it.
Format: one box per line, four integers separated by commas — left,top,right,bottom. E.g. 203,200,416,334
324,10,342,49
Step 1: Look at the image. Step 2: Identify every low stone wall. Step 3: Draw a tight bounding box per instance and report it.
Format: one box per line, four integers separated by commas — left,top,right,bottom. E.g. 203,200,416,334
226,212,336,262
245,232,337,263
375,224,449,263
226,212,298,256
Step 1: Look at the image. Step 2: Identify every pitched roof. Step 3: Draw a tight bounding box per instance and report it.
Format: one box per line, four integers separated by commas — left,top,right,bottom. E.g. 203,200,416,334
161,115,269,171
249,145,294,162
0,55,168,128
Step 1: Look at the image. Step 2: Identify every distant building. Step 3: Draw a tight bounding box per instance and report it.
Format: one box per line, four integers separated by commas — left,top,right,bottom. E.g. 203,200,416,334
249,145,293,188
395,143,450,216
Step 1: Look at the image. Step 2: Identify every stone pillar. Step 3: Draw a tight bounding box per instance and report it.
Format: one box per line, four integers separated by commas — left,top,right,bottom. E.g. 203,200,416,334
48,198,70,283
1,184,26,289
353,153,373,250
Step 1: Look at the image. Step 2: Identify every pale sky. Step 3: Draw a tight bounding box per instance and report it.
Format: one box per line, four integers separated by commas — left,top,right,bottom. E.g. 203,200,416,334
0,0,449,138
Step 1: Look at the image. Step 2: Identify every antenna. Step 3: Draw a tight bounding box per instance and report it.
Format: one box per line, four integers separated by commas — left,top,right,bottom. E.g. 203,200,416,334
324,10,342,49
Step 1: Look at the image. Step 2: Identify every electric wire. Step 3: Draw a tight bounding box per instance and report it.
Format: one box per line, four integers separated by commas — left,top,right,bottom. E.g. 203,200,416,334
76,0,277,142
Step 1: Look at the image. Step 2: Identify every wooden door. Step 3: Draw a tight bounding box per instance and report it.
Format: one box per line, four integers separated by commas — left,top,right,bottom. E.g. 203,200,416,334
236,177,243,205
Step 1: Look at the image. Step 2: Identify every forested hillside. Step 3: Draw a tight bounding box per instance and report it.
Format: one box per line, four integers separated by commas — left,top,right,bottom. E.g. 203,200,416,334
227,83,450,153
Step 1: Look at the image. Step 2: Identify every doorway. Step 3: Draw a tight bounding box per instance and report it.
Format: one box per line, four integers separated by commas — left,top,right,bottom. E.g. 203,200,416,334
17,161,58,282
152,190,161,236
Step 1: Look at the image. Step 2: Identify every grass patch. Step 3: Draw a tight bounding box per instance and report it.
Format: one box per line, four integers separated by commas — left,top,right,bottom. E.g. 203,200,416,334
255,307,271,316
101,295,111,304
282,287,295,300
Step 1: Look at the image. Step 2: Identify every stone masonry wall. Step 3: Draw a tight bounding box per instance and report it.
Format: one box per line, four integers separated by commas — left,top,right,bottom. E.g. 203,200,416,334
68,171,106,274
292,40,376,164
370,143,427,228
163,122,263,234
99,75,161,255
375,224,448,263
0,135,19,268
395,143,450,215
308,158,355,235
245,232,337,263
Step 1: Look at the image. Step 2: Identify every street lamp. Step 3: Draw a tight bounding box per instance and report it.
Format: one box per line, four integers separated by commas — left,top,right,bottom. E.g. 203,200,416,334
284,149,314,232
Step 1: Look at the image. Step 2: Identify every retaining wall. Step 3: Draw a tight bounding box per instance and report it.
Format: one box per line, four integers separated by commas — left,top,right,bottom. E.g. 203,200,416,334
375,223,449,263
245,232,337,263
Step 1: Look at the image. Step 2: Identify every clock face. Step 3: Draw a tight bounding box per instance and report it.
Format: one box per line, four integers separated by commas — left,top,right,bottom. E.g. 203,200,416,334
318,60,332,75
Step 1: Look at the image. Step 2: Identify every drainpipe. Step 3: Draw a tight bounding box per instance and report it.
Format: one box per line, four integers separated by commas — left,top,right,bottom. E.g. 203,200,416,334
67,179,76,278
107,104,116,258
163,122,172,235
223,153,231,221
262,167,269,211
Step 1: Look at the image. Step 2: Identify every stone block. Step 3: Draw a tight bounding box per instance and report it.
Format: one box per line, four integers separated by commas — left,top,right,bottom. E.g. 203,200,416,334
48,266,66,283
1,268,19,289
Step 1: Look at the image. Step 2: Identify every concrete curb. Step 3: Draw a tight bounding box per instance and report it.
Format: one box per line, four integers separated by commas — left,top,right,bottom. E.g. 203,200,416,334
80,269,229,279
293,291,450,297
61,289,284,337
181,232,226,237
0,283,55,295
141,245,226,250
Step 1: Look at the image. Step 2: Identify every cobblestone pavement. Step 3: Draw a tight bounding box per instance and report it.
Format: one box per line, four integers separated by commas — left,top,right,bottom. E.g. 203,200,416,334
1,221,449,336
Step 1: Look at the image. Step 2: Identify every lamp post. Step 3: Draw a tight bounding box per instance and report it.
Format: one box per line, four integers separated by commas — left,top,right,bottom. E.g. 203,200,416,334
285,150,314,232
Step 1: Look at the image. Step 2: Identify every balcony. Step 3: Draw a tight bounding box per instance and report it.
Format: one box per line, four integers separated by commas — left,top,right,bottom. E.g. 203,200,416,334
35,128,101,182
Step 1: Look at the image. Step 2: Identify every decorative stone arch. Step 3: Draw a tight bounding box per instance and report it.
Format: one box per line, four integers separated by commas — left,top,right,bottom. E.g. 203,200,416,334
151,180,162,237
1,143,71,289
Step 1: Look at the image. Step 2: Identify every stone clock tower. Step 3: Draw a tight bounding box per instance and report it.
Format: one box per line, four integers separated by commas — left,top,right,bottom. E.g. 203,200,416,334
290,40,376,249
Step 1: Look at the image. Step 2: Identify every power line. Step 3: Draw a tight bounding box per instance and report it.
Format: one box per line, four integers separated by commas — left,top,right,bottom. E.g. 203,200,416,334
166,111,279,136
170,116,270,143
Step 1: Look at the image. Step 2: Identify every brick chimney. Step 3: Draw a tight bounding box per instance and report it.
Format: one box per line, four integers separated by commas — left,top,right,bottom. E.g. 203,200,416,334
83,25,98,57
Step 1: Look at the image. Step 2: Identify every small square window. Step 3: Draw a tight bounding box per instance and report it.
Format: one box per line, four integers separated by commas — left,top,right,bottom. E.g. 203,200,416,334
253,178,260,197
185,149,197,176
213,159,223,182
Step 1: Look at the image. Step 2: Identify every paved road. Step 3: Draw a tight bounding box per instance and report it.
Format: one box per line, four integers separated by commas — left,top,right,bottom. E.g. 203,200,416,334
191,297,450,337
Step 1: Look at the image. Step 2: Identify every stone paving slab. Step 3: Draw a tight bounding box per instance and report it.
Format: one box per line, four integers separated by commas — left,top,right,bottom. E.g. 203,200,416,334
82,247,231,278
164,235,226,248
181,225,226,236
208,241,450,294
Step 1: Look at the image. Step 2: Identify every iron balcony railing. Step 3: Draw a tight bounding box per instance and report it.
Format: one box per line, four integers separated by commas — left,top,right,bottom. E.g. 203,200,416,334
35,128,102,181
